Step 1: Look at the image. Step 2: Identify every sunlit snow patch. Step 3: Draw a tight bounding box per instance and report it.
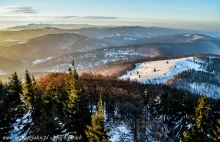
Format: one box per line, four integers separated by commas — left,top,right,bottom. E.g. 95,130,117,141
0,70,6,75
6,40,28,46
120,57,205,84
32,57,52,65
184,34,191,37
124,38,136,40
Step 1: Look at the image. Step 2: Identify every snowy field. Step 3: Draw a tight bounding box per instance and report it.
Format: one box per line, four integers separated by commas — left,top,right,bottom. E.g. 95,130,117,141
120,57,204,84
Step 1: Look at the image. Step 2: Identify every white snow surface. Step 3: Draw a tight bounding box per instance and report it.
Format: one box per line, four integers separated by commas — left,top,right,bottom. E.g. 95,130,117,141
10,110,32,142
32,57,52,65
193,35,203,40
124,38,136,40
0,70,6,75
6,40,28,46
120,57,204,84
184,34,191,37
3,39,20,42
108,124,132,142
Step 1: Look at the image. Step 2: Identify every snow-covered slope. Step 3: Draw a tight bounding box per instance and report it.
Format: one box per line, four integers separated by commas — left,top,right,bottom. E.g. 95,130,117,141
120,57,205,84
165,56,220,98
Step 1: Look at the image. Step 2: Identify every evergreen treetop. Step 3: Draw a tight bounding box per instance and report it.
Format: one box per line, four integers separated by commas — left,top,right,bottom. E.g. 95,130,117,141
85,95,109,142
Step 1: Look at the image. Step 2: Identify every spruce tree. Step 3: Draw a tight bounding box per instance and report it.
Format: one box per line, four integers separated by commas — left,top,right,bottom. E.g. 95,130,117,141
67,61,79,109
20,71,40,139
6,72,24,141
0,80,11,140
8,72,22,104
182,95,211,141
142,89,149,105
29,73,63,138
85,95,109,142
213,119,220,141
65,61,90,140
24,69,35,108
195,95,210,130
31,74,41,115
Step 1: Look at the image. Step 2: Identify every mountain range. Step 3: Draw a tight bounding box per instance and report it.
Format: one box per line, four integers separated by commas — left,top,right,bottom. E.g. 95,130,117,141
0,26,220,74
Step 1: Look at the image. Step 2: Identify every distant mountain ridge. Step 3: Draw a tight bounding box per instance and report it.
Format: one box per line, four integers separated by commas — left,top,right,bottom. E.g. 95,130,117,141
6,25,220,38
0,27,70,46
7,23,97,30
100,33,214,46
72,26,220,39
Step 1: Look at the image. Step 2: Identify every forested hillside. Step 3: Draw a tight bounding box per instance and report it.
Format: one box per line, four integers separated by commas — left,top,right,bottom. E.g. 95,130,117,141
1,62,220,141
167,56,220,98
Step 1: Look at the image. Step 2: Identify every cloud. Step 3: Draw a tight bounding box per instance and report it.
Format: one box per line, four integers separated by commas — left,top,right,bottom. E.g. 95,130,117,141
83,16,118,19
0,6,38,14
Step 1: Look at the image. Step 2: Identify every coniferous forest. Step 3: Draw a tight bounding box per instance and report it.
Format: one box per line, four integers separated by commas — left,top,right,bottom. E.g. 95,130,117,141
0,62,220,142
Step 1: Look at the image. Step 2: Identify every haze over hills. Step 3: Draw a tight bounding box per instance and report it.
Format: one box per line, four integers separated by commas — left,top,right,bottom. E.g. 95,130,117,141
0,33,112,61
100,33,217,46
2,16,220,31
0,27,71,46
30,34,220,72
1,26,219,47
6,23,97,30
0,56,23,74
0,26,220,74
73,26,220,38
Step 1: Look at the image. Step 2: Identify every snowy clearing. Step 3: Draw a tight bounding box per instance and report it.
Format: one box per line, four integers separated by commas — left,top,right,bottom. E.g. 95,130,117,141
120,57,204,84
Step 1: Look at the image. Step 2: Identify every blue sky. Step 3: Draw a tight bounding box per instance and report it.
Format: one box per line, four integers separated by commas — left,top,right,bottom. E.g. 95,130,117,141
0,0,219,21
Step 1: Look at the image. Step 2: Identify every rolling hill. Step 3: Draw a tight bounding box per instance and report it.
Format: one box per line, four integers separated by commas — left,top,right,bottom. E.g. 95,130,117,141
100,33,216,46
0,27,71,46
0,56,23,74
31,36,220,72
0,33,112,61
